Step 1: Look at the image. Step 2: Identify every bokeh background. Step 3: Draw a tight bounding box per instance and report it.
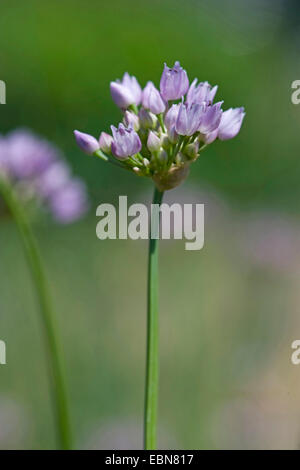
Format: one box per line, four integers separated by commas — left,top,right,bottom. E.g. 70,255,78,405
1,0,300,449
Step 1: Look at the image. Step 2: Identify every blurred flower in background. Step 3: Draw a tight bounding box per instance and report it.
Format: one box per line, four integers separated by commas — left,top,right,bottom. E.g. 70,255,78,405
0,129,89,223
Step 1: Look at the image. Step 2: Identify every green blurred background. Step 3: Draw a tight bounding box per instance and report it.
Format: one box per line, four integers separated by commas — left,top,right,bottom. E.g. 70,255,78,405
1,0,300,449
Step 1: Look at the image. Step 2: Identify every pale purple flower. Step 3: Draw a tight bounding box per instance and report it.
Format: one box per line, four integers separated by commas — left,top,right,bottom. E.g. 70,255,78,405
111,123,142,159
203,129,218,144
164,104,180,132
198,102,223,135
186,79,218,105
49,179,88,224
124,111,140,131
74,130,100,155
147,131,161,153
36,161,70,198
142,81,165,114
175,103,205,136
110,72,142,109
218,107,246,140
6,130,56,179
160,61,189,101
99,132,113,153
138,108,157,129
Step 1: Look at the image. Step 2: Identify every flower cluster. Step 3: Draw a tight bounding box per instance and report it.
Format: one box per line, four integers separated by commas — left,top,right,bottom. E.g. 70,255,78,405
0,129,88,223
74,61,245,191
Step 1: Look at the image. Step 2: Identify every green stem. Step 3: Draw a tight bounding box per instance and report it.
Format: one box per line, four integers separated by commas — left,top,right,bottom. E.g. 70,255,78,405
0,178,72,450
157,114,166,133
144,185,164,450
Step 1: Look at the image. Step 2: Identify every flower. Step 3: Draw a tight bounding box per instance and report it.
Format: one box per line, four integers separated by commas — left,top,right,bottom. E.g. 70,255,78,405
74,130,100,155
175,103,205,136
48,179,88,224
164,104,180,132
218,107,246,140
142,82,165,115
147,131,161,153
111,123,142,159
123,111,140,131
99,132,113,153
75,61,245,191
198,102,223,135
6,130,57,179
0,129,89,223
110,72,142,109
160,61,189,101
186,79,218,105
138,108,157,129
37,161,70,198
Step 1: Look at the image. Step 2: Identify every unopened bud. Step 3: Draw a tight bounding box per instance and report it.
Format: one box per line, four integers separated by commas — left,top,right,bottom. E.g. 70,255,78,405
124,111,140,131
184,141,199,159
99,132,113,153
74,130,100,155
138,108,157,129
147,131,161,153
157,149,168,164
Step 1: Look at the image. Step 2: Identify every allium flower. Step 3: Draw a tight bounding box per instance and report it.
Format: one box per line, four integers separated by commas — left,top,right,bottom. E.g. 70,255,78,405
74,130,100,155
175,103,204,136
0,129,88,223
74,60,245,191
111,123,142,159
7,130,57,179
164,104,180,132
198,102,223,135
218,107,246,140
48,179,88,224
138,108,157,129
147,131,161,153
142,81,165,115
160,61,189,101
73,60,246,452
186,79,218,105
110,72,142,109
124,110,140,131
99,131,113,153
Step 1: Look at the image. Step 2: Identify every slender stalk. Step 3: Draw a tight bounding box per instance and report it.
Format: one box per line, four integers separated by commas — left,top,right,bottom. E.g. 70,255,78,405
144,185,164,450
0,178,72,450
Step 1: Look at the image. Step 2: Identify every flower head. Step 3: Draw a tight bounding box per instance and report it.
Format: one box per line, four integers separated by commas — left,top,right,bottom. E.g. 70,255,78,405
160,61,189,101
0,129,89,223
75,61,245,191
110,72,142,109
111,123,142,159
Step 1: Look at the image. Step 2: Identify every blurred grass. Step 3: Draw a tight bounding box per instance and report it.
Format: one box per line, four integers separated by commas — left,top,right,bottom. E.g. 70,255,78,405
0,0,300,449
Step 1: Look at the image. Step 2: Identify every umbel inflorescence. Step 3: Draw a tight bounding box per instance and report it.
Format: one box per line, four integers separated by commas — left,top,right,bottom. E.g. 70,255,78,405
74,61,245,191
